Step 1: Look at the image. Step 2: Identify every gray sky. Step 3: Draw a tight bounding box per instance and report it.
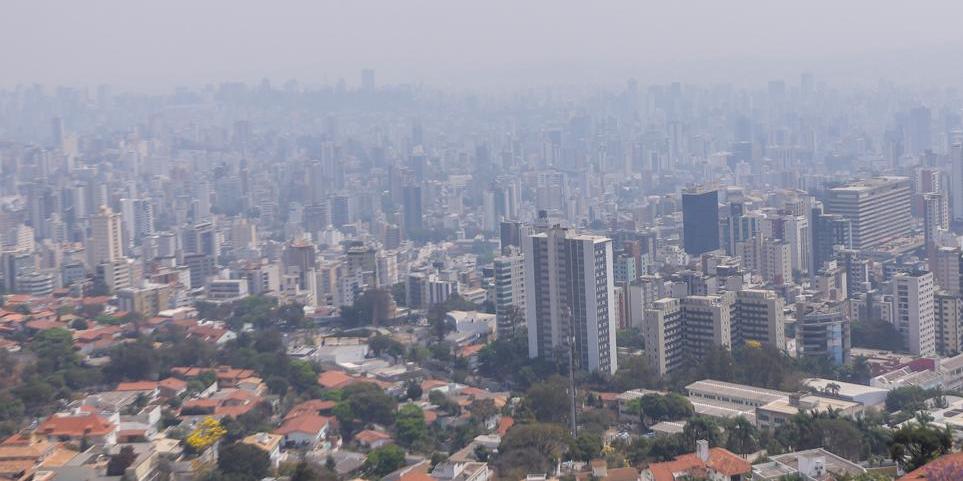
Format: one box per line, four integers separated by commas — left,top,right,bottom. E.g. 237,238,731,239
3,0,963,90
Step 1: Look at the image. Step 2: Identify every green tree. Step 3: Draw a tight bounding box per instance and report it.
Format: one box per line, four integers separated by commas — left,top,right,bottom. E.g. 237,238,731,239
523,377,570,424
886,386,932,413
496,423,572,479
395,404,428,448
404,380,423,401
889,415,952,472
571,432,603,461
639,393,694,423
723,417,759,454
364,445,406,477
682,416,722,449
31,328,78,373
343,382,398,426
106,446,138,476
218,443,271,481
291,461,337,481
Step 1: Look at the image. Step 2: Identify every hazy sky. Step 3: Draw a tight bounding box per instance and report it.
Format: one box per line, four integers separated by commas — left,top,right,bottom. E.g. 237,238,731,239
4,1,963,90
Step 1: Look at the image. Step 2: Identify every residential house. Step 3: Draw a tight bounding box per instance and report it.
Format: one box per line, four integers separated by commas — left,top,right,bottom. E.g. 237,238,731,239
641,441,750,481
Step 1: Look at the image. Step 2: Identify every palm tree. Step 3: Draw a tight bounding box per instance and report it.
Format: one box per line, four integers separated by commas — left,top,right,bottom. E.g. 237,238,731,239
724,416,759,454
824,382,841,397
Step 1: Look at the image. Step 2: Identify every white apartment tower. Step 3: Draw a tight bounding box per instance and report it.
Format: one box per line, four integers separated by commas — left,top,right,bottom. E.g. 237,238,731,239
523,226,618,374
494,248,526,338
893,271,936,357
89,205,123,266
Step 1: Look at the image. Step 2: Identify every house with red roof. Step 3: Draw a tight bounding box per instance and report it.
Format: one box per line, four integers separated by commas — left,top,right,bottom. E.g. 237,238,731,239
171,366,257,388
181,389,261,418
641,441,750,481
317,370,357,390
898,452,963,480
273,414,331,447
158,377,188,398
286,400,337,419
34,412,117,446
354,429,393,450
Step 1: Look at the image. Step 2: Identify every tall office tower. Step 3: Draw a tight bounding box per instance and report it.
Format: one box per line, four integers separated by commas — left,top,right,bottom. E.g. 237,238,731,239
188,221,220,259
282,240,317,289
935,291,963,355
402,185,423,233
892,271,937,357
931,247,962,294
643,294,733,376
303,202,330,234
811,206,852,274
923,192,950,253
329,194,352,228
195,181,212,222
796,302,851,365
643,298,683,376
681,185,720,256
680,295,732,359
50,116,64,149
361,68,375,92
499,220,531,253
88,206,123,266
771,212,811,277
121,198,155,247
523,227,618,374
761,239,792,285
907,105,932,154
494,248,526,338
824,177,912,249
732,289,786,349
952,143,963,221
613,254,638,284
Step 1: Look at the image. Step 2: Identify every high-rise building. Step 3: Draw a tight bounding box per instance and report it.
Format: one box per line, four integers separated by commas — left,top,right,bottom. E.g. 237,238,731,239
951,143,963,221
523,226,618,374
824,176,912,249
931,247,962,294
892,271,937,357
643,298,683,376
88,205,123,266
935,291,963,355
402,185,423,234
761,239,792,285
923,192,950,255
682,185,720,256
121,198,155,247
494,248,526,338
282,240,317,289
796,302,851,365
810,206,852,274
732,289,786,349
680,295,732,360
643,294,732,376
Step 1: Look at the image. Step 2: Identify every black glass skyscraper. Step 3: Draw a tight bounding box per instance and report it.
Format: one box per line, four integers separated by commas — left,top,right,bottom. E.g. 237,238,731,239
682,186,719,256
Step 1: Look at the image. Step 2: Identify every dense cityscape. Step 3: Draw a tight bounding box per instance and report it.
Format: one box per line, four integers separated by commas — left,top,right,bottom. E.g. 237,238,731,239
5,4,963,481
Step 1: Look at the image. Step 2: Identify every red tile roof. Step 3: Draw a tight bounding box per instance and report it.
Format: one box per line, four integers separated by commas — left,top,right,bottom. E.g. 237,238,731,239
317,370,356,389
354,429,392,444
286,400,337,419
646,448,750,481
497,416,514,436
274,414,330,436
898,452,963,480
35,414,115,438
115,381,158,392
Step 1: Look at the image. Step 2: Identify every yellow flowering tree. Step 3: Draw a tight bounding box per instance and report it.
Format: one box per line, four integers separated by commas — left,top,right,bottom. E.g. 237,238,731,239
185,417,226,453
